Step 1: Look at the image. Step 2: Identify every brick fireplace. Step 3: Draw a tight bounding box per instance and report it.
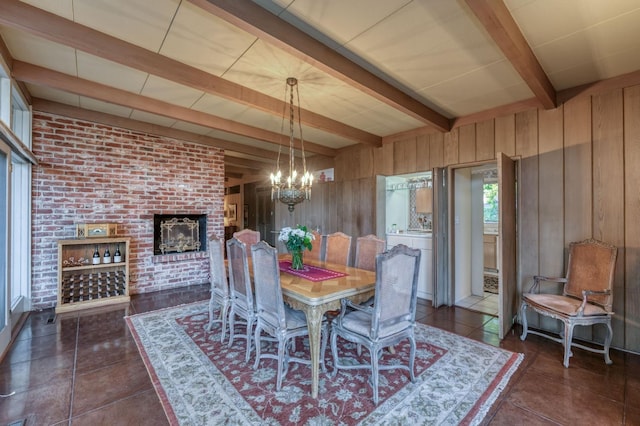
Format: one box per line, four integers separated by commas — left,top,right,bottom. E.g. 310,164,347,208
31,111,225,310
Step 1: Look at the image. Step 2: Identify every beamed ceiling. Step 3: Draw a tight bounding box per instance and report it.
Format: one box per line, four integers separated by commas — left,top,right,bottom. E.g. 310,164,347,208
1,0,640,186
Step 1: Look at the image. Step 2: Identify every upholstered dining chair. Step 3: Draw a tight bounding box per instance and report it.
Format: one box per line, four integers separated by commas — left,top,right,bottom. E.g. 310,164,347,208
233,229,260,255
331,244,421,405
205,236,231,343
226,237,256,363
355,234,386,271
324,232,352,266
251,241,328,390
306,230,324,261
520,238,617,368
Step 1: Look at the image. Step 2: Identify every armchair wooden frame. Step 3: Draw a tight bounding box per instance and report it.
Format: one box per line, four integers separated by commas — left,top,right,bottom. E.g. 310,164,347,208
520,239,617,368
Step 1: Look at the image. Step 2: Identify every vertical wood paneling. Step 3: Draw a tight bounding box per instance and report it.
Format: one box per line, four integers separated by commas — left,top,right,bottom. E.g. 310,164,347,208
624,85,640,351
375,143,394,176
562,96,594,339
538,107,564,278
476,119,495,161
429,132,445,168
495,115,516,156
444,128,459,166
563,96,592,244
394,138,417,174
515,109,539,317
416,134,430,171
592,89,625,348
458,124,476,164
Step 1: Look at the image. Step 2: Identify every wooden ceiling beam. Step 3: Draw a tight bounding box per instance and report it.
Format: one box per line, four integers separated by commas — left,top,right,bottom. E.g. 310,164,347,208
0,0,379,147
225,156,270,170
189,0,451,132
15,61,336,157
465,0,556,109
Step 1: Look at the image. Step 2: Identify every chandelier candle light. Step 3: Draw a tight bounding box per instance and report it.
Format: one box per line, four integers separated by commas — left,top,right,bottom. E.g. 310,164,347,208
278,225,315,270
270,77,313,212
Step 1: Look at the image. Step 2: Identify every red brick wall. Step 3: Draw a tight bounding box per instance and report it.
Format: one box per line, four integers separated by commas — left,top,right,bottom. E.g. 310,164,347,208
31,112,224,309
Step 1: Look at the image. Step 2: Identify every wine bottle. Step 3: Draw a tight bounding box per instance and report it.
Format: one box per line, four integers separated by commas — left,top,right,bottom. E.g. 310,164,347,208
103,246,112,264
113,244,122,263
92,245,101,264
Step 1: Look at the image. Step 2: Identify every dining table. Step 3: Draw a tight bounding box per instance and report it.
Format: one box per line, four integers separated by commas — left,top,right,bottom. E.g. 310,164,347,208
249,255,377,399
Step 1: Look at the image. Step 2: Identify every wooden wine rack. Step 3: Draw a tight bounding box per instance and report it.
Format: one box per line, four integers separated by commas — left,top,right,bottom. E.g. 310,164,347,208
57,237,131,313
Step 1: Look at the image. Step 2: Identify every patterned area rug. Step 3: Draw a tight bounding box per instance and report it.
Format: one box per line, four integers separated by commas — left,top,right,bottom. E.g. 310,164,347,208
484,275,499,294
126,301,522,425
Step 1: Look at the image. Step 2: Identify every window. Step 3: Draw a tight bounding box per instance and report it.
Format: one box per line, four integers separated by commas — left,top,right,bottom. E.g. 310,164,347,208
483,183,498,223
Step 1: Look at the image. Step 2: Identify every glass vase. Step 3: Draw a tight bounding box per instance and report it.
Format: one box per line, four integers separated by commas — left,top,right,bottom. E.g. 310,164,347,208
291,249,304,270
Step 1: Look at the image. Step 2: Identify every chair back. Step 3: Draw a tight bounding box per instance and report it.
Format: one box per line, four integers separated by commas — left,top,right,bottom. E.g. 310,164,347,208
370,244,420,340
251,241,287,329
325,232,352,266
209,236,228,298
565,239,617,310
355,234,386,271
226,237,254,311
306,230,324,261
233,229,260,250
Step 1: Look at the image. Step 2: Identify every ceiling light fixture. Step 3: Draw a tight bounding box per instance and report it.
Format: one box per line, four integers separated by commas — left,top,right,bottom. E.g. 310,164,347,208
270,77,313,212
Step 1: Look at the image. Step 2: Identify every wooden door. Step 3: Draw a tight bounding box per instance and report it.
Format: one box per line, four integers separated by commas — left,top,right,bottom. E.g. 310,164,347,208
498,152,517,339
432,167,449,307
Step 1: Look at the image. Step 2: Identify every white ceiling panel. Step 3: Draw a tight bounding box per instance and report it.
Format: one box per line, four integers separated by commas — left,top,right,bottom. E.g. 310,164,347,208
140,75,205,108
76,52,149,93
19,0,73,19
72,0,180,52
129,110,178,128
1,27,77,75
28,84,80,107
79,97,133,118
160,0,257,76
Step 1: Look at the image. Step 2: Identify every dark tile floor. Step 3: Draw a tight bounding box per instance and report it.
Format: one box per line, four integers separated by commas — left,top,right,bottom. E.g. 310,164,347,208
0,283,637,425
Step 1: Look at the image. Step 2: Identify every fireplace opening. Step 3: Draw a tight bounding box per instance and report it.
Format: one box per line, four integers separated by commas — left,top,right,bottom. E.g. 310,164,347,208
154,214,207,255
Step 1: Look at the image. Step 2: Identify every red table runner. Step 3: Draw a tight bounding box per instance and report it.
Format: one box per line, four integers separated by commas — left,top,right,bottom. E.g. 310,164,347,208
278,260,347,282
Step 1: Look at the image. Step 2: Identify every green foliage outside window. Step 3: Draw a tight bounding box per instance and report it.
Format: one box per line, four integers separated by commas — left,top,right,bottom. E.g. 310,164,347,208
483,183,499,223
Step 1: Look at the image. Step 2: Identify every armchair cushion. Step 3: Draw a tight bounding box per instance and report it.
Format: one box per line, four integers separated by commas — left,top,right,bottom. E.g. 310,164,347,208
523,293,609,317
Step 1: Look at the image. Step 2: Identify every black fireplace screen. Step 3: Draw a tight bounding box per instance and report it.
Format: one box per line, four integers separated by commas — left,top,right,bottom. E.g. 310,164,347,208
154,214,207,255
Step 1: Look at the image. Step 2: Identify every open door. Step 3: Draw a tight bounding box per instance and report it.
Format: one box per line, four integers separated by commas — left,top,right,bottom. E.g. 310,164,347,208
432,167,449,307
497,152,517,339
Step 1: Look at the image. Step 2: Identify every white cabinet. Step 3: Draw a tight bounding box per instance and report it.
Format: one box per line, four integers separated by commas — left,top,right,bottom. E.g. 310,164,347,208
386,233,432,301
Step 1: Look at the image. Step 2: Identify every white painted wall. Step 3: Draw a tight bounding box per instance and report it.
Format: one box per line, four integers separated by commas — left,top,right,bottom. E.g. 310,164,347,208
454,168,472,302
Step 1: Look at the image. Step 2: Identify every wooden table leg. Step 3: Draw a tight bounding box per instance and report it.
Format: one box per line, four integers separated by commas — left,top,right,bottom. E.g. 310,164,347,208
304,304,325,399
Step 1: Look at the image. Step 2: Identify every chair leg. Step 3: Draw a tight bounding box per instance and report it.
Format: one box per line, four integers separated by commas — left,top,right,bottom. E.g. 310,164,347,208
408,336,416,383
371,347,380,405
206,297,215,332
320,324,328,373
245,317,254,363
519,302,529,341
220,301,230,344
563,322,575,368
604,322,614,365
252,325,262,370
227,310,236,348
330,330,340,377
276,337,287,391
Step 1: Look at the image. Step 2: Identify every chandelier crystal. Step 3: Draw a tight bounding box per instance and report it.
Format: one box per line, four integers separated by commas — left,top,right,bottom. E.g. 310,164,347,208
270,77,313,212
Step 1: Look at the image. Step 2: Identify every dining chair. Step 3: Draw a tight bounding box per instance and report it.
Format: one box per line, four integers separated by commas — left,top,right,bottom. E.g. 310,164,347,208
226,237,256,362
251,241,328,390
520,238,617,367
205,236,231,343
324,231,352,266
233,228,260,247
306,230,324,261
355,234,386,271
330,243,421,405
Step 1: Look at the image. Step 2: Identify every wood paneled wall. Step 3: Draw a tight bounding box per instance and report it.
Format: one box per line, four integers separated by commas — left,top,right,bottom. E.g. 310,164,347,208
324,83,640,352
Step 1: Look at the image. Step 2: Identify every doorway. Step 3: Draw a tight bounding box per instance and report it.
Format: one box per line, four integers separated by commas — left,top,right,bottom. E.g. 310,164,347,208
452,163,499,316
